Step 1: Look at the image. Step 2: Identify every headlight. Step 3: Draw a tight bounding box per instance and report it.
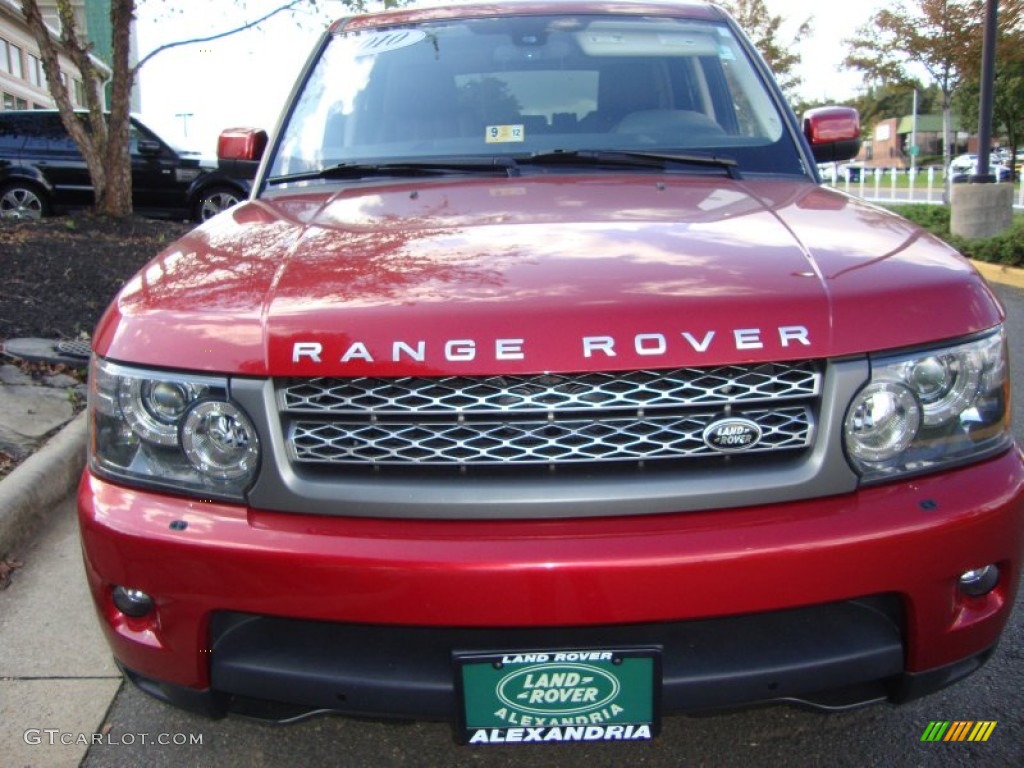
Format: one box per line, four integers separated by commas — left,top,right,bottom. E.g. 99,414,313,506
844,328,1011,483
89,358,260,500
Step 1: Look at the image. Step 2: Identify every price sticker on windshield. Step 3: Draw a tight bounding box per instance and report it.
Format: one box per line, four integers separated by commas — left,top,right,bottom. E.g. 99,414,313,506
486,124,525,143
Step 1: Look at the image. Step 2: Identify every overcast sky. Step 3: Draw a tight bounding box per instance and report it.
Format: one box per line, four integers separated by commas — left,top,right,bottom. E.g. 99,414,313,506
768,0,885,100
134,1,884,155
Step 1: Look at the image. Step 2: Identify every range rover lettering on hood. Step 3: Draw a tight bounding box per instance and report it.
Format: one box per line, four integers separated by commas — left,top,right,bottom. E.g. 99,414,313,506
292,326,811,365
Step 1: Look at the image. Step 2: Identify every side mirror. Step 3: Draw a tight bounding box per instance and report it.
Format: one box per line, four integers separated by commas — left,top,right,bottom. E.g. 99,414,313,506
802,107,861,164
217,128,268,162
137,139,162,156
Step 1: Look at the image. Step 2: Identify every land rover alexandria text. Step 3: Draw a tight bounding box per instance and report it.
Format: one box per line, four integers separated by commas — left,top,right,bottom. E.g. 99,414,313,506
78,0,1023,744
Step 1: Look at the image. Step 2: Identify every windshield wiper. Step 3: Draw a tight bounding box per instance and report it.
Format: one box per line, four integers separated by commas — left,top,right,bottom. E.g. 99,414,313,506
265,151,740,185
519,149,741,179
266,158,517,185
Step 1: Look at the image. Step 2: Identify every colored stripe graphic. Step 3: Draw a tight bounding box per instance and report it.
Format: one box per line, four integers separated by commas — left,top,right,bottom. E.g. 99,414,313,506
944,721,972,741
968,722,997,742
921,721,997,742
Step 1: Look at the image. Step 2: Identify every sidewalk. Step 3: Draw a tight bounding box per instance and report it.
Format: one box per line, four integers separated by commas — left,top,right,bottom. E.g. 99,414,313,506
0,358,87,555
0,360,116,767
0,494,121,767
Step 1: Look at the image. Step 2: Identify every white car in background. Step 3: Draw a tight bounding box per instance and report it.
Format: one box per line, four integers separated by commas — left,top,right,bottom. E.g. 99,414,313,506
947,153,1013,183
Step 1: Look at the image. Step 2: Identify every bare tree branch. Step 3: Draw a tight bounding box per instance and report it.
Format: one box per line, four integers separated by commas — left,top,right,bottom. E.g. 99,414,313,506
134,0,306,72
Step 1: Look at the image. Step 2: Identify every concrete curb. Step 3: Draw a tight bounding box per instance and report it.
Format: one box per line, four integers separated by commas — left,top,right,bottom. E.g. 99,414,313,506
972,259,1024,289
0,410,87,556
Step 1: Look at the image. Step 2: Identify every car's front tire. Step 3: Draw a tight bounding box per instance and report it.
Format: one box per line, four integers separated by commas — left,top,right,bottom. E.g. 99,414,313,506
0,181,50,220
194,185,243,222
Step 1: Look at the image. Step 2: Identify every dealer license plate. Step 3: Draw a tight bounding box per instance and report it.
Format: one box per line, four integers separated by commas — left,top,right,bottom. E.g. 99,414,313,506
455,648,660,745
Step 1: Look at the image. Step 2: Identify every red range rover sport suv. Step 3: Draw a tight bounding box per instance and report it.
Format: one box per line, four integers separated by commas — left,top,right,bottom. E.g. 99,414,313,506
78,0,1023,744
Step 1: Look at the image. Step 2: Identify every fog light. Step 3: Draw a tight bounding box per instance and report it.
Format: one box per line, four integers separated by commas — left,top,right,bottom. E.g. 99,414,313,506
112,586,154,617
957,565,999,597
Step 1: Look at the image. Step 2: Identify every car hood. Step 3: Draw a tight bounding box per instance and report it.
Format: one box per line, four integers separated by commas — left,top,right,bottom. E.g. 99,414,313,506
94,176,1002,377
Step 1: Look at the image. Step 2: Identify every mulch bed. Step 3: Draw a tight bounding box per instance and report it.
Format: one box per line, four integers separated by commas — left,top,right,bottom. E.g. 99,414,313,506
0,213,194,481
0,213,194,341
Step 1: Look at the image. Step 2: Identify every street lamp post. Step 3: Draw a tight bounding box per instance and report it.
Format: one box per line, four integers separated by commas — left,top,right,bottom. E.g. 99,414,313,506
175,112,195,139
951,0,1011,240
972,0,998,183
910,87,918,177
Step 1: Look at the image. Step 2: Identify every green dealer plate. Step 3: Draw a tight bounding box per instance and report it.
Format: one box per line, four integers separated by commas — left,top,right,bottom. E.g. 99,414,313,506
455,648,660,745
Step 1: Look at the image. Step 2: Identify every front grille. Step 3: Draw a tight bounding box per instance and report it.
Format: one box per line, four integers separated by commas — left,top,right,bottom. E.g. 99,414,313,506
280,365,819,414
278,362,821,468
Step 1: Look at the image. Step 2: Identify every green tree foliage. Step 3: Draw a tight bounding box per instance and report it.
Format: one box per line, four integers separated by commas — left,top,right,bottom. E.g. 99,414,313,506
850,83,940,130
844,0,983,172
718,0,812,97
955,1,1024,165
844,1,1024,173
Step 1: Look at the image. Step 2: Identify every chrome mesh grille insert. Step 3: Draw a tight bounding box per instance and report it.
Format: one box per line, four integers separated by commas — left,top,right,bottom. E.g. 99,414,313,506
290,407,812,465
278,363,821,468
280,364,820,415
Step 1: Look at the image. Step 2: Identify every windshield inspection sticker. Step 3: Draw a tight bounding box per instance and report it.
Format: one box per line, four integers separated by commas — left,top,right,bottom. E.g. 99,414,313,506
486,125,525,143
457,649,660,744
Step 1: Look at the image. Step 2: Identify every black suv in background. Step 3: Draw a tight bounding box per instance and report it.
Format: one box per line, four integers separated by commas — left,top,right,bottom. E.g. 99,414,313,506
0,111,251,222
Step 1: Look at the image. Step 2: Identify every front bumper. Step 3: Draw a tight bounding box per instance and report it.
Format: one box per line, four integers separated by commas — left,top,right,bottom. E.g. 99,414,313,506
78,448,1024,721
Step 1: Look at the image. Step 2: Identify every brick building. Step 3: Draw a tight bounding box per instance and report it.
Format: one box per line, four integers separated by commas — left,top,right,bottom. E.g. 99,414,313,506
861,114,968,168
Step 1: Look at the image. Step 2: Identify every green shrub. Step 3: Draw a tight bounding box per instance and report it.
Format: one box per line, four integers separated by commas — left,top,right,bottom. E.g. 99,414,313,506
885,204,1024,268
886,204,951,237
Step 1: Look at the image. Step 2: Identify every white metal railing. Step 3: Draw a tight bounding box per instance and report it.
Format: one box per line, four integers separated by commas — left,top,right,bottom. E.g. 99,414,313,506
820,166,1024,209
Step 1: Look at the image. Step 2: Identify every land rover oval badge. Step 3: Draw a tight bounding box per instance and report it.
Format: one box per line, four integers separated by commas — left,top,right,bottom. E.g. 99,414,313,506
703,418,762,453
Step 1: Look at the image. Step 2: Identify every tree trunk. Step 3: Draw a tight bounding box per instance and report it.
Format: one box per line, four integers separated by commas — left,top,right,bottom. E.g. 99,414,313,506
98,0,136,217
20,0,137,217
99,130,133,217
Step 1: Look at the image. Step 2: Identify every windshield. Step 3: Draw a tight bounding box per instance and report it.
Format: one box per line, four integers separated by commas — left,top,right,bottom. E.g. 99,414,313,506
267,13,804,181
